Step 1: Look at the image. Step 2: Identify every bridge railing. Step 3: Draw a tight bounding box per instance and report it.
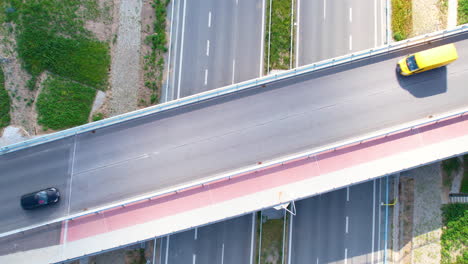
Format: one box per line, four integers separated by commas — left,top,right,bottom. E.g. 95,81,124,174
0,25,467,238
1,24,467,155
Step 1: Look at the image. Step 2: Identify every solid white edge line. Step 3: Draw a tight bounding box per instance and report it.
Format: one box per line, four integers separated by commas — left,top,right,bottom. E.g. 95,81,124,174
170,0,181,101
371,179,376,263
152,237,157,264
267,0,272,74
295,0,300,68
249,213,255,264
164,0,176,102
232,59,236,84
193,253,196,264
260,0,266,76
374,0,377,47
345,216,349,234
165,235,170,264
194,227,198,240
377,178,382,261
206,40,210,56
349,7,352,23
288,212,293,264
204,69,208,85
67,134,78,215
176,0,188,99
381,0,385,45
258,211,263,264
208,11,212,28
290,0,294,69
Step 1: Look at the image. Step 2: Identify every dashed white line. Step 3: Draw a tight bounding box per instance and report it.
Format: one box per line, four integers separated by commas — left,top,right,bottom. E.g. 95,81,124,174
346,186,350,202
176,0,188,99
316,258,319,264
193,253,196,264
345,216,349,234
206,40,210,56
221,243,225,264
204,69,208,86
208,11,212,28
349,35,353,51
194,228,198,240
323,0,327,19
349,7,352,23
232,59,236,84
344,248,348,264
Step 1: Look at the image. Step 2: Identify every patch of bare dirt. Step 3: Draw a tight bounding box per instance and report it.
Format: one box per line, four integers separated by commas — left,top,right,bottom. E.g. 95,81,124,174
397,176,414,264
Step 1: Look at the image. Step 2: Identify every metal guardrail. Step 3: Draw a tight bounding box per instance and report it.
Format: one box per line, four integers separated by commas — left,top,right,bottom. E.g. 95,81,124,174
1,25,468,239
1,24,467,155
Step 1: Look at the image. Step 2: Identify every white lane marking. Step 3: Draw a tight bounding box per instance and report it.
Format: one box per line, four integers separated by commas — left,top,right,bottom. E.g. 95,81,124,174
249,213,255,264
232,59,236,84
170,0,181,100
371,179,376,263
346,186,350,202
204,69,208,86
288,213,293,264
344,248,348,264
221,243,225,264
164,0,176,102
377,178,382,261
194,227,198,240
345,216,349,234
193,253,196,264
67,134,78,215
266,0,272,74
152,237,157,264
206,40,210,56
165,236,170,264
260,0,266,76
373,0,377,47
236,0,238,5
323,0,326,20
349,35,352,51
349,7,352,22
208,11,212,28
290,0,294,69
295,0,301,67
176,0,188,99
316,258,319,264
63,220,69,245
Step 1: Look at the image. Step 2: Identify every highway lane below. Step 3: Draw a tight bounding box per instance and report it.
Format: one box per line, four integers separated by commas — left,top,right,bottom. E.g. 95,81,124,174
1,34,468,233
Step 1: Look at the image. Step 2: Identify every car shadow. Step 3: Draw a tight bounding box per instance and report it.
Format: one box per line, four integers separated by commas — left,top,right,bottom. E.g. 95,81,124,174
396,66,448,98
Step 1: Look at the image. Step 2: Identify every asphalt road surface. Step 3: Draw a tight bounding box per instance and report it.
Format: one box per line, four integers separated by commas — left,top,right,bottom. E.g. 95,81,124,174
1,34,468,234
290,178,389,264
164,0,263,100
160,214,254,264
296,0,385,66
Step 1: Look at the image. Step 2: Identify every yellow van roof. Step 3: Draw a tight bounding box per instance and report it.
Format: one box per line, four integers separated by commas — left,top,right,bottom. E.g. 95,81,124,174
414,44,458,68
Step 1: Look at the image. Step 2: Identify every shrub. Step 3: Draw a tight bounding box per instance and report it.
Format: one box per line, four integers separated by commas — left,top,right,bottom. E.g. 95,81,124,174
0,68,11,129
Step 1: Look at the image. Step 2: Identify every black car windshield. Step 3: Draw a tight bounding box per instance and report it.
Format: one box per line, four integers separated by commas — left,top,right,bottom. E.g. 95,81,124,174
35,191,48,205
406,55,419,72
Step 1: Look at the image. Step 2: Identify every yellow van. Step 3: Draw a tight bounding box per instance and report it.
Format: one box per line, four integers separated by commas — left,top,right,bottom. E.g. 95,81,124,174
396,44,458,76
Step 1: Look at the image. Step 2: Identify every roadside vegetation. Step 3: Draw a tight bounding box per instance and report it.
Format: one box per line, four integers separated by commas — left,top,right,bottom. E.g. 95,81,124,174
142,0,170,106
258,214,285,264
265,0,294,73
441,203,468,264
5,0,110,90
0,68,11,129
36,76,96,130
459,0,468,25
391,0,412,41
462,155,468,193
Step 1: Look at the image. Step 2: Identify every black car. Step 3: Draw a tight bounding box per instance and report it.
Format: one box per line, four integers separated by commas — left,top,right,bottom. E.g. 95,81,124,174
21,187,60,210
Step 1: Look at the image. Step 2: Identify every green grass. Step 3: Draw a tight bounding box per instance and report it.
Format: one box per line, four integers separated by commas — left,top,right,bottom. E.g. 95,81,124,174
441,203,468,264
391,0,412,41
36,75,96,130
443,157,461,176
461,155,468,193
0,68,11,129
459,0,468,25
265,0,293,72
260,218,284,264
5,0,110,90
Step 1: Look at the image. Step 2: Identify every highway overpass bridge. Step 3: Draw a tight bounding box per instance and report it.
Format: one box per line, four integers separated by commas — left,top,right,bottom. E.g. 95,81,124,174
1,28,468,263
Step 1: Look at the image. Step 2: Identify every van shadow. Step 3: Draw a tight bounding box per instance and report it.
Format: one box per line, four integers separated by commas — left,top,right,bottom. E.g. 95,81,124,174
396,66,447,98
